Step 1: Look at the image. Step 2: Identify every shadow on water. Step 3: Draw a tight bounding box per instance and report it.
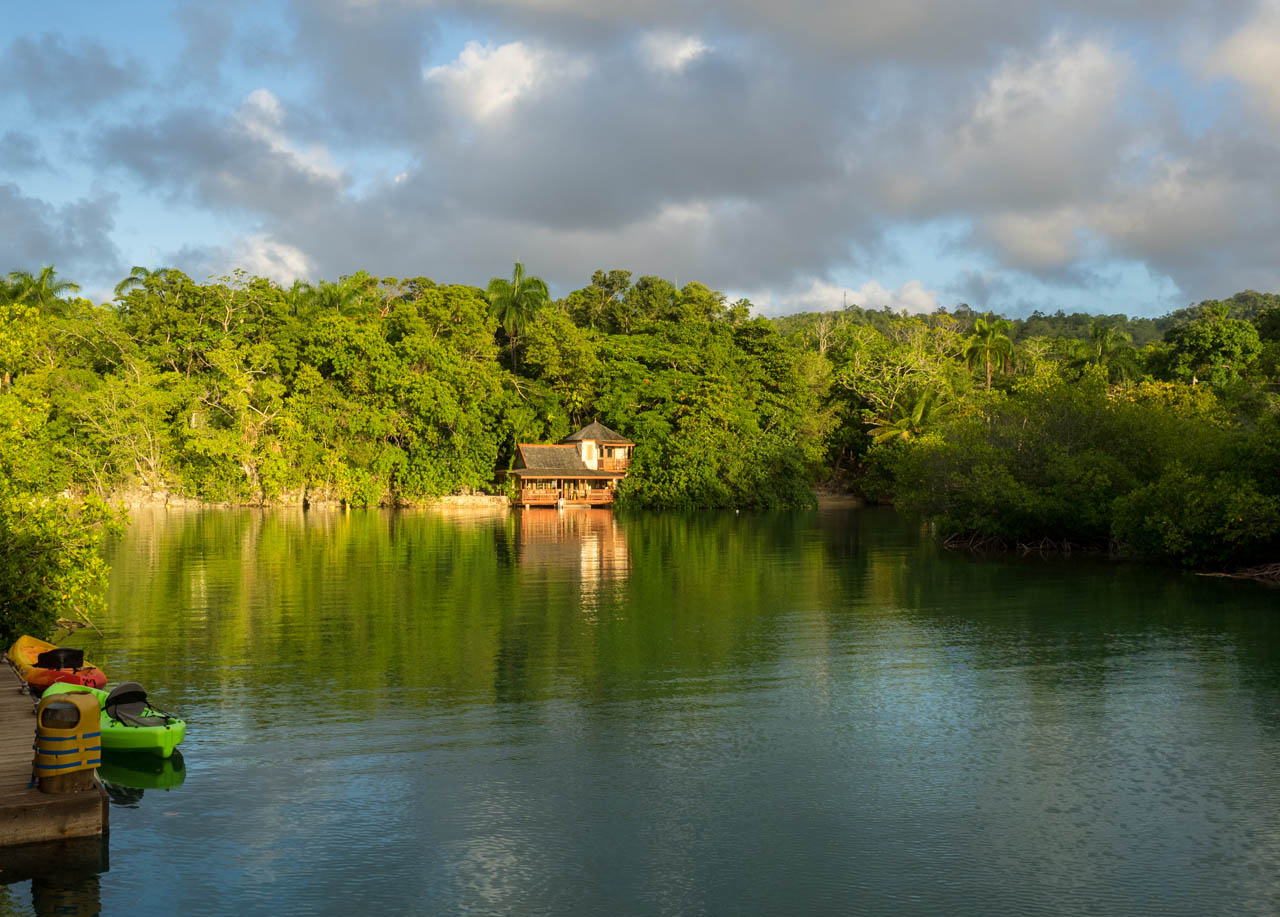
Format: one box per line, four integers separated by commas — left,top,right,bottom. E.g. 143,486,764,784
0,835,108,917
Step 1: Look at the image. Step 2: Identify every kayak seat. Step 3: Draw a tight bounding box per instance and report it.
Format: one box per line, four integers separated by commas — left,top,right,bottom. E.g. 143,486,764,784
36,647,85,670
105,681,171,728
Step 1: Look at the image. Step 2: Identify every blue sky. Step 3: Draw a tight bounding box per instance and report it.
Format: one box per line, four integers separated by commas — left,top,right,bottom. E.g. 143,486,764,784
4,0,1280,316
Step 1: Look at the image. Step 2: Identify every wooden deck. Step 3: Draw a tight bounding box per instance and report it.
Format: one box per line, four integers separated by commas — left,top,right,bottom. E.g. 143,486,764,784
0,664,108,849
518,487,615,507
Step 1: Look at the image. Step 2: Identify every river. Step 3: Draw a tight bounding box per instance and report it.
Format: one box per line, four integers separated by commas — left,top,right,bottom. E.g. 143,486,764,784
3,506,1278,915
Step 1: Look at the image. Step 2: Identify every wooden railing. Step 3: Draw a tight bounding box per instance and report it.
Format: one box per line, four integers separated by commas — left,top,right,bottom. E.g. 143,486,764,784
518,488,615,506
598,457,631,472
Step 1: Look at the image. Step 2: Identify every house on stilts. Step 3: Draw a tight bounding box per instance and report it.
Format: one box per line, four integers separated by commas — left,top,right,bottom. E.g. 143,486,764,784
510,421,635,508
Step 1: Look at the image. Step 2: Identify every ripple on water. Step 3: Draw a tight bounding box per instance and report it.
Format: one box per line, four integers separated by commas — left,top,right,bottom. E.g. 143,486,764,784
26,507,1279,916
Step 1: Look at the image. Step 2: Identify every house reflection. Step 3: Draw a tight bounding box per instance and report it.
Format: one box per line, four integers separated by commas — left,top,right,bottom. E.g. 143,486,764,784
517,509,631,604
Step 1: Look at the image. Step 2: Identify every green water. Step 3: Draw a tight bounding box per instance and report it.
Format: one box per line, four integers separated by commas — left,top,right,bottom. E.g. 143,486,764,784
4,506,1279,915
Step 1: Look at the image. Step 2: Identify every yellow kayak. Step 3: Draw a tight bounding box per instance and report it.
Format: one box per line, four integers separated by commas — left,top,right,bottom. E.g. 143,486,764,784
6,635,107,692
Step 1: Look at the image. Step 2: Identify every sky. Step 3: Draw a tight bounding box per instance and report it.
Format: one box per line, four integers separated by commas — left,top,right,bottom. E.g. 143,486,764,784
3,0,1280,316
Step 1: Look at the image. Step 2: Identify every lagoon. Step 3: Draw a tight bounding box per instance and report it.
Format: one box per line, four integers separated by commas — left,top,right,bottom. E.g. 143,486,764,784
4,506,1278,915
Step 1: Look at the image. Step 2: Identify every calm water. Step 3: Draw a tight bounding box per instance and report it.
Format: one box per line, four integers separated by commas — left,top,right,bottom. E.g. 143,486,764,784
3,506,1278,915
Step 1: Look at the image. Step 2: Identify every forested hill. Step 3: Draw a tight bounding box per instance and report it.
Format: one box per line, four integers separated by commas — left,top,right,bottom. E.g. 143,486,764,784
2,264,1278,575
772,289,1280,348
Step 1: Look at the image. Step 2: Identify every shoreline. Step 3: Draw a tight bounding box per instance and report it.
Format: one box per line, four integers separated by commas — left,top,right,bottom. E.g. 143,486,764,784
112,489,871,512
107,489,513,511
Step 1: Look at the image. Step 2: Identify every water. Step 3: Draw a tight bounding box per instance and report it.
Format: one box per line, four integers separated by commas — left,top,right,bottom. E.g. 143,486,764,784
3,506,1278,915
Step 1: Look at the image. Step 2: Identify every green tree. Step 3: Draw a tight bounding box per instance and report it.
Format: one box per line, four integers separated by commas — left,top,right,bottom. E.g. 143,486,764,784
113,265,164,299
522,310,602,427
0,299,38,390
486,262,549,373
9,265,80,317
565,269,630,330
1070,321,1140,383
964,313,1014,389
868,389,949,444
1160,306,1262,388
0,482,120,644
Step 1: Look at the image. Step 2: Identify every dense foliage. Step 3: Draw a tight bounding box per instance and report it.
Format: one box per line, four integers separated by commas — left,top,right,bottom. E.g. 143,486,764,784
794,297,1279,568
1,257,1277,637
0,364,120,642
0,265,823,516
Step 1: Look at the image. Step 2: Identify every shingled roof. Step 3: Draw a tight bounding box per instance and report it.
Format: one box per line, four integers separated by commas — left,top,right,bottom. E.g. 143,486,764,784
562,421,633,444
516,445,588,473
511,444,625,478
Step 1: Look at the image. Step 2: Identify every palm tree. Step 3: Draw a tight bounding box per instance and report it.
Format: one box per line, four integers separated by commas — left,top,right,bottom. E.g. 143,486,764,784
310,279,364,317
112,263,185,299
964,313,1013,389
868,389,950,444
1071,321,1139,383
486,261,549,373
114,265,157,299
8,265,80,317
284,280,318,319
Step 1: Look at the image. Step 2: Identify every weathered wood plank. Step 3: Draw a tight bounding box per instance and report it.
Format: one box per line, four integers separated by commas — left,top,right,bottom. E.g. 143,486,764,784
0,664,106,847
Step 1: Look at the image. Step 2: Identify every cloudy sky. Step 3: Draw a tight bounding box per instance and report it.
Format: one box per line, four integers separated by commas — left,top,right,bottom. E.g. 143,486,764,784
3,0,1280,315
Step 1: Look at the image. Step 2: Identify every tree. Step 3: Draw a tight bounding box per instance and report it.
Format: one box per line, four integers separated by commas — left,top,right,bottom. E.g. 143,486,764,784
1071,321,1139,383
566,269,630,330
868,389,949,444
8,265,80,317
963,313,1013,389
1160,306,1262,388
486,262,549,373
0,299,38,390
114,265,159,299
1252,307,1280,343
0,483,120,644
309,279,364,317
522,310,602,427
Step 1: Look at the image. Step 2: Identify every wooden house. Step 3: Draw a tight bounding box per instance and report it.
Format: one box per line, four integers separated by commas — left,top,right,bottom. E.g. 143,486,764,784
511,421,635,507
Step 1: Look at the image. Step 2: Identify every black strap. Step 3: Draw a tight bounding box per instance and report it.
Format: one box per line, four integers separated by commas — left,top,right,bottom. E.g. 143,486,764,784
110,708,171,728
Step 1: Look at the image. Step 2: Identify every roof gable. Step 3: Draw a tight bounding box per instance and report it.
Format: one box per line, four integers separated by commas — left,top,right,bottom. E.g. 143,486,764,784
516,444,589,472
562,421,633,445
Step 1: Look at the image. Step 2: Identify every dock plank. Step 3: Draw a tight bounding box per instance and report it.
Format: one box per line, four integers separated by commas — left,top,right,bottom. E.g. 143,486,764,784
0,666,107,848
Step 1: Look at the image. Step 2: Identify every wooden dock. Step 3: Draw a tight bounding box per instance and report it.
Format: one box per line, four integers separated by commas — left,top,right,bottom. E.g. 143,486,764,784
0,665,108,849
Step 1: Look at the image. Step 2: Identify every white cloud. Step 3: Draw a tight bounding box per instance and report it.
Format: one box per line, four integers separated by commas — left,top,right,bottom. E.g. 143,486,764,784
638,32,708,73
237,88,343,182
942,37,1129,206
848,279,940,314
976,208,1084,271
425,41,559,122
232,234,313,285
1093,160,1247,255
1203,0,1280,120
752,278,939,315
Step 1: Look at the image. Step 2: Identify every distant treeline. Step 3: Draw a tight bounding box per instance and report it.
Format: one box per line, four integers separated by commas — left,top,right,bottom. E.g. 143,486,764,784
1,264,1278,639
772,288,1280,349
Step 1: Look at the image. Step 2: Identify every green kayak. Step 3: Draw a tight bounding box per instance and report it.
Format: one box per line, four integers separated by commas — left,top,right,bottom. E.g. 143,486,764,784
44,681,187,759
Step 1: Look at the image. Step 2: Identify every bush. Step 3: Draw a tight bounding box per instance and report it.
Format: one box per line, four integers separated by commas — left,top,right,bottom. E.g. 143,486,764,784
1112,464,1280,566
0,483,121,645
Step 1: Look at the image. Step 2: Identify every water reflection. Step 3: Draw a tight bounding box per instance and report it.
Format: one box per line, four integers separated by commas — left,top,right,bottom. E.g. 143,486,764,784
99,752,187,808
14,506,1278,915
0,836,108,917
517,509,630,613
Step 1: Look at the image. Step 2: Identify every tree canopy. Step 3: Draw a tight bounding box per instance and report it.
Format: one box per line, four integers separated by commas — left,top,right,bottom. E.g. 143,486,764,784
0,256,1276,639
